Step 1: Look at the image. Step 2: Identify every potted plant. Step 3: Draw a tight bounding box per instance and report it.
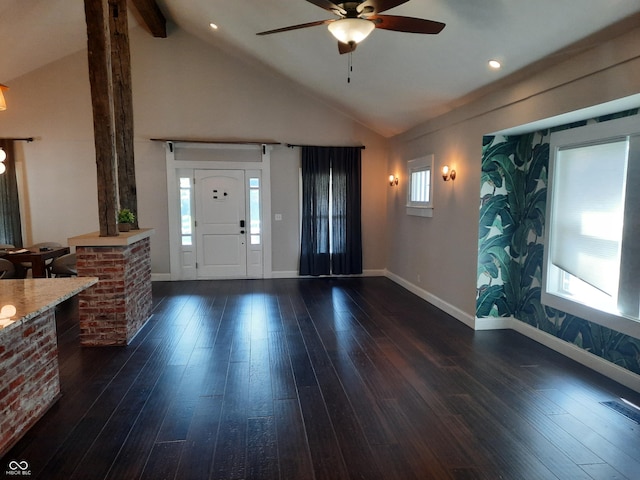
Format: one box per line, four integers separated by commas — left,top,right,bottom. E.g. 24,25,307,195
117,208,135,232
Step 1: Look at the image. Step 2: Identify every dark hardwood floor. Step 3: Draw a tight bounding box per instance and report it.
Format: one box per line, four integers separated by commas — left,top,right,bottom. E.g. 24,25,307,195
2,277,640,479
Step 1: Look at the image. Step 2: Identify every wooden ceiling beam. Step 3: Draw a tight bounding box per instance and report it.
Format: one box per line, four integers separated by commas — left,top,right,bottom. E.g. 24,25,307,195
129,0,167,38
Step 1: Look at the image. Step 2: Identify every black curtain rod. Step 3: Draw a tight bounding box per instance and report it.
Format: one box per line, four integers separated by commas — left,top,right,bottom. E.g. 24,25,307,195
287,143,365,150
0,137,34,142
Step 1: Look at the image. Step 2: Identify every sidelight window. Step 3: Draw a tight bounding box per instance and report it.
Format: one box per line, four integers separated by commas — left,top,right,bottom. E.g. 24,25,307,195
249,177,261,245
179,177,193,246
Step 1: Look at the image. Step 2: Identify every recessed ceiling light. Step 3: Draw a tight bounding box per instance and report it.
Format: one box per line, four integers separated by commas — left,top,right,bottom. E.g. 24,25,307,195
209,23,219,30
489,59,501,69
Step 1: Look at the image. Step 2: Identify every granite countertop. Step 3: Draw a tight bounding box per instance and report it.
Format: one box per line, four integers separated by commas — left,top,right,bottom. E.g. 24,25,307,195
0,277,98,332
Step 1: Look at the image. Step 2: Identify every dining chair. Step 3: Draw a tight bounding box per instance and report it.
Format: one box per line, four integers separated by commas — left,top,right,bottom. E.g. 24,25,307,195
50,253,77,277
21,241,62,277
0,258,15,278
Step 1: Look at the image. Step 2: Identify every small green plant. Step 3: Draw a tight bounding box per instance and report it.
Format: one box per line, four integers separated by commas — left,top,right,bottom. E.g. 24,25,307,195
117,208,135,224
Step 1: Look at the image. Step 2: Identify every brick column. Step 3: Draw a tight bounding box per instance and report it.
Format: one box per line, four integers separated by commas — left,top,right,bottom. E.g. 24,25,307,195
76,235,152,346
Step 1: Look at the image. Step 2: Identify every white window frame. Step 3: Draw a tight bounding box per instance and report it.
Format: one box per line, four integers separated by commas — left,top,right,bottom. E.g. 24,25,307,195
406,154,434,217
542,115,640,339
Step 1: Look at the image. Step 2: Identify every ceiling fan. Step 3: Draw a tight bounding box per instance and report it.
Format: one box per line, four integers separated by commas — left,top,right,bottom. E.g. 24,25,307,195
257,0,445,54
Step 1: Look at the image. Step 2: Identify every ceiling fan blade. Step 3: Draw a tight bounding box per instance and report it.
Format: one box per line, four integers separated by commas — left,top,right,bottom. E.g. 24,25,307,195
358,0,409,14
306,0,346,15
338,41,357,54
369,15,445,34
257,19,333,36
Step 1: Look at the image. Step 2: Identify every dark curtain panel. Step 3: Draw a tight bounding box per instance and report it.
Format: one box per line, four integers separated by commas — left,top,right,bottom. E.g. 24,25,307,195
299,145,362,276
299,146,331,275
331,147,362,274
0,140,23,247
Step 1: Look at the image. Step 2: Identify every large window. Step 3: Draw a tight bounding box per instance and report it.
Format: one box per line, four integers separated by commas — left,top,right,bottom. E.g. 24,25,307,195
543,115,640,338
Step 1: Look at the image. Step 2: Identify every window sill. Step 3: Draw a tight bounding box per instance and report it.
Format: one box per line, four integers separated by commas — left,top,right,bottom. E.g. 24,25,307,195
406,206,433,218
541,291,640,340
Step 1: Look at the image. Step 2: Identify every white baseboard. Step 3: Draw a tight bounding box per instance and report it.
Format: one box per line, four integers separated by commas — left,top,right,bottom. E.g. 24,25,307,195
270,270,299,279
151,273,171,282
270,269,387,279
154,270,390,280
473,316,514,330
511,320,640,393
362,269,387,277
385,271,640,394
385,270,476,328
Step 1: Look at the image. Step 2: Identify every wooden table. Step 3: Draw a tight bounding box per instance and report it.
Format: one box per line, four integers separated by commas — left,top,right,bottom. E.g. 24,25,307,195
2,246,70,278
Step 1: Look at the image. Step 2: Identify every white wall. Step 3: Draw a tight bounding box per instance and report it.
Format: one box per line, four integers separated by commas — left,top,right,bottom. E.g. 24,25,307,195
0,27,389,275
387,25,640,319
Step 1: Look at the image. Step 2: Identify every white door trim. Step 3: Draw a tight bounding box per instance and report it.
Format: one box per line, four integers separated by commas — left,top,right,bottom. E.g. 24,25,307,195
165,142,273,280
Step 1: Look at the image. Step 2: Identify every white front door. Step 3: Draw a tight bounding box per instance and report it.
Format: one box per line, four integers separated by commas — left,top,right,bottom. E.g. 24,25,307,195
195,169,246,278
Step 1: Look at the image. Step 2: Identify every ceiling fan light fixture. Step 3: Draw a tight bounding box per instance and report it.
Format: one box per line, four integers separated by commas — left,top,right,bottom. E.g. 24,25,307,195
328,18,375,45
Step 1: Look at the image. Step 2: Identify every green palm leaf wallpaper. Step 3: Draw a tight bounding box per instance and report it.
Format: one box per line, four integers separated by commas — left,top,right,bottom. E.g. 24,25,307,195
476,110,640,375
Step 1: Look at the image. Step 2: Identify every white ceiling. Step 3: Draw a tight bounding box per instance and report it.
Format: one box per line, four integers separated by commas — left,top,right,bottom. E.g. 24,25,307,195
1,0,640,137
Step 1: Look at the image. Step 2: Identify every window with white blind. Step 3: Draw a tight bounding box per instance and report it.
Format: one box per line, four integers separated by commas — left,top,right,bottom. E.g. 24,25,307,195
406,154,434,217
543,115,640,338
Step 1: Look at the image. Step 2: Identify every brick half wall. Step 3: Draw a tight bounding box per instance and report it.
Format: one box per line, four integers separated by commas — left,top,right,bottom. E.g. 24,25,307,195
0,309,60,457
76,237,152,346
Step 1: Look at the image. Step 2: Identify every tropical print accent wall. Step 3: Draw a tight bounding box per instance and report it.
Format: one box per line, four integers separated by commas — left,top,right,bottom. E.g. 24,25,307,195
477,110,640,376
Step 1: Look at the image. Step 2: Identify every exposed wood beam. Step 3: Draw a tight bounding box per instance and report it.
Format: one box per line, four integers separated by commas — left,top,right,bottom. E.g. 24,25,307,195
109,0,139,229
84,0,119,237
129,0,166,38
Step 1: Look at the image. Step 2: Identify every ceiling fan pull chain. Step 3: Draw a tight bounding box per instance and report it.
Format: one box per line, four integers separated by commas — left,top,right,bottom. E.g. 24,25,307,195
348,51,353,84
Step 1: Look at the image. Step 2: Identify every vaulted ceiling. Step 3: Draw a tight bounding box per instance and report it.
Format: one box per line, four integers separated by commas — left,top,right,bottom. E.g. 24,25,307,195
1,0,640,137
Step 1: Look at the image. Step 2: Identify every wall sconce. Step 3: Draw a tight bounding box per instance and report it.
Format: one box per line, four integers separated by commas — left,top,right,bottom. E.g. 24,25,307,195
389,174,398,186
442,165,456,182
0,84,7,111
0,148,6,175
